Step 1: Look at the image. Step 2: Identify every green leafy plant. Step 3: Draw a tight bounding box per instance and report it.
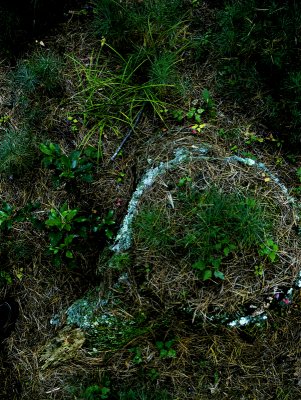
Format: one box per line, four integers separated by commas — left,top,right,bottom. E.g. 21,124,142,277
258,239,279,263
45,204,83,262
156,340,177,359
129,347,143,365
0,201,41,285
0,270,12,285
147,368,160,382
0,203,19,230
134,186,274,281
0,115,10,125
168,89,215,127
177,176,192,187
45,204,80,232
186,107,205,123
45,204,115,266
193,257,222,281
90,209,115,239
212,0,301,144
109,252,131,270
254,264,265,277
170,109,184,122
67,115,80,133
201,88,216,118
40,142,98,185
0,201,40,232
81,384,110,400
116,171,126,183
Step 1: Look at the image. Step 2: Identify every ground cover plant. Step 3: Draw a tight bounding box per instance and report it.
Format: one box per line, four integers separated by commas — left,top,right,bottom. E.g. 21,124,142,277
0,126,36,176
209,0,301,146
40,142,99,185
134,185,273,281
0,1,301,399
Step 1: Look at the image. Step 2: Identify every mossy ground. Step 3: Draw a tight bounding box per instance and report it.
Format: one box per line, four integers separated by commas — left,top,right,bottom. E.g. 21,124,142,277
0,1,300,400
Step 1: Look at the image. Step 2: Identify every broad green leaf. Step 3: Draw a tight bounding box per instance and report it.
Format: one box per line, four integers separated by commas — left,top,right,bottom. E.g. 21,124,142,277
160,349,168,358
63,209,78,221
45,218,60,227
66,250,73,258
39,143,52,155
165,340,174,349
203,269,212,280
214,270,225,280
195,114,201,123
64,234,76,246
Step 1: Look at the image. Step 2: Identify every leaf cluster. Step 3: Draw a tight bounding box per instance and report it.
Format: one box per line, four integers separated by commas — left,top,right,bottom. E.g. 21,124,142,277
45,204,115,266
40,142,99,185
156,340,177,359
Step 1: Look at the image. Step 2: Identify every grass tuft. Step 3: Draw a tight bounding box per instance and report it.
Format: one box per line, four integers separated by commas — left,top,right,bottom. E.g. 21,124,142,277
13,50,63,95
0,126,36,176
134,185,274,280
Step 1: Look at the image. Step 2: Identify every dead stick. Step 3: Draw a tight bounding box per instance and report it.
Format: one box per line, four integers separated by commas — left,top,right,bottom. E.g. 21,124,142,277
110,104,145,162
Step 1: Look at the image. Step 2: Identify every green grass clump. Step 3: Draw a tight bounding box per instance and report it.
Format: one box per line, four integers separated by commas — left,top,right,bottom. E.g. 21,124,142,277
0,127,35,176
134,186,274,280
209,0,301,145
14,51,63,95
91,0,186,50
148,52,179,91
71,48,170,148
73,0,191,149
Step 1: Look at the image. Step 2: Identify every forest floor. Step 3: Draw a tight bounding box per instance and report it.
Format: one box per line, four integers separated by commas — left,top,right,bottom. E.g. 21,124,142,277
0,2,301,399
